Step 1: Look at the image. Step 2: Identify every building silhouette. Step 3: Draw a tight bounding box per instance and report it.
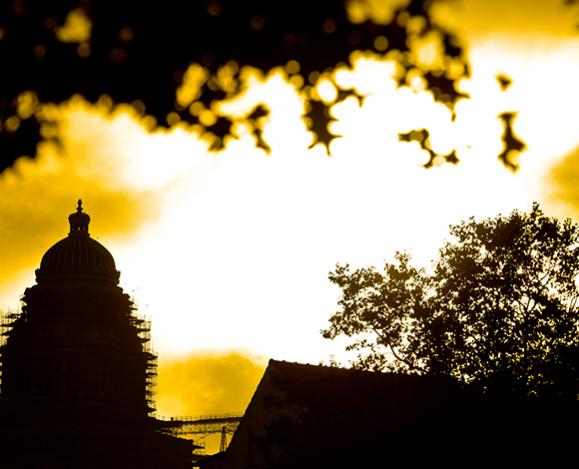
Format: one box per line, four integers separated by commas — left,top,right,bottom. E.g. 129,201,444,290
0,201,191,468
197,359,484,468
2,202,576,468
198,360,578,468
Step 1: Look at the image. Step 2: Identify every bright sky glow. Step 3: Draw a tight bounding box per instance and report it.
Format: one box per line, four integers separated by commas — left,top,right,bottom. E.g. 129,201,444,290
0,0,578,420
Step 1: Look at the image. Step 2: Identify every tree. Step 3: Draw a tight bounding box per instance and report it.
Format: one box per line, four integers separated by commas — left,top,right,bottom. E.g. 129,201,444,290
1,0,507,171
322,204,579,400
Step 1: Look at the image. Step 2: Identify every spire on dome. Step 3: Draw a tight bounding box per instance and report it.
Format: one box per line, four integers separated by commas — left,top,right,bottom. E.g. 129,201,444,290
68,198,91,236
36,200,119,285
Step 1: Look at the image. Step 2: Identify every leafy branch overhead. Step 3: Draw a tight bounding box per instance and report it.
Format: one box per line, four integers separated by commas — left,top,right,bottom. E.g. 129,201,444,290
323,204,579,400
0,0,528,170
398,128,458,168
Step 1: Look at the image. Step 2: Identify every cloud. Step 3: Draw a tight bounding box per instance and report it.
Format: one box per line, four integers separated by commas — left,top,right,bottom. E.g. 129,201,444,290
432,0,579,40
545,146,579,221
0,98,212,284
155,351,266,417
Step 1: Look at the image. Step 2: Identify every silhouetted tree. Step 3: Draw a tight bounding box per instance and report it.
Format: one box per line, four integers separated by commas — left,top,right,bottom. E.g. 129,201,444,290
0,0,473,170
323,204,579,400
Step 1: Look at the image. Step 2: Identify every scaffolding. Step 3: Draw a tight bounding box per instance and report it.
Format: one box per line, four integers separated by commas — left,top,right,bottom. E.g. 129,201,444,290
0,310,22,393
156,413,243,456
130,313,158,414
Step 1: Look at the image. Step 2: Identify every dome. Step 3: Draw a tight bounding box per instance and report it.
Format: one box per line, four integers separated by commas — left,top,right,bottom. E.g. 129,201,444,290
35,200,120,285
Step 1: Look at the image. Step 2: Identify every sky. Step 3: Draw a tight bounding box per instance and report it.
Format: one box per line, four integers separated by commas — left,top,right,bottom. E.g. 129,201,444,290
0,0,578,423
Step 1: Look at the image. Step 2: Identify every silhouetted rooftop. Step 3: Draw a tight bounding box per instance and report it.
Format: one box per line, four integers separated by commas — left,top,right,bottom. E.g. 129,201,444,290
213,359,484,468
36,199,120,284
261,359,475,438
208,359,577,468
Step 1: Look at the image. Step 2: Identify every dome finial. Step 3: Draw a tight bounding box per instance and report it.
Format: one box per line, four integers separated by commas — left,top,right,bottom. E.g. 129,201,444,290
68,199,91,236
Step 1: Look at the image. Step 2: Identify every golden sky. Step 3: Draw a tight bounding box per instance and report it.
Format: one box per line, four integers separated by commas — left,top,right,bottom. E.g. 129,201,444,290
0,0,578,419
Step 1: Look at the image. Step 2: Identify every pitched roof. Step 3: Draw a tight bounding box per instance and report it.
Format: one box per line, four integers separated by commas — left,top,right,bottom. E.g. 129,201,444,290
219,360,485,467
265,359,477,436
206,359,578,469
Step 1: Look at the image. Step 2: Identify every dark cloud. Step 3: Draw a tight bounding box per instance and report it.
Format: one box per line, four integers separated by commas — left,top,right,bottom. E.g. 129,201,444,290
156,351,265,417
0,107,162,276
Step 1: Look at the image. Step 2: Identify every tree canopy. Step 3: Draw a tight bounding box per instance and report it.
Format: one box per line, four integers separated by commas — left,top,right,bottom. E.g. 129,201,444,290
323,204,579,400
1,0,533,172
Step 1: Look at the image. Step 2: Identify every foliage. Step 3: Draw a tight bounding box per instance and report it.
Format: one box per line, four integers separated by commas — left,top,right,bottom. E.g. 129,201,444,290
0,0,472,169
323,204,579,399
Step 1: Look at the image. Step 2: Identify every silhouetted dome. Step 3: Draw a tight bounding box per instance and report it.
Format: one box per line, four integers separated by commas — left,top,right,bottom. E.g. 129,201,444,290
36,200,120,285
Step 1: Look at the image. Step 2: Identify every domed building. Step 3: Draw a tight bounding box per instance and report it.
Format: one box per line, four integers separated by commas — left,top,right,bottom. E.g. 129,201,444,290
0,201,192,468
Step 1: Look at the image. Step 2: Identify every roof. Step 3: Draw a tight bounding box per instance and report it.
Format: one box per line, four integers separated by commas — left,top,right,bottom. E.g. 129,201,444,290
222,359,485,468
35,200,120,285
262,359,477,438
